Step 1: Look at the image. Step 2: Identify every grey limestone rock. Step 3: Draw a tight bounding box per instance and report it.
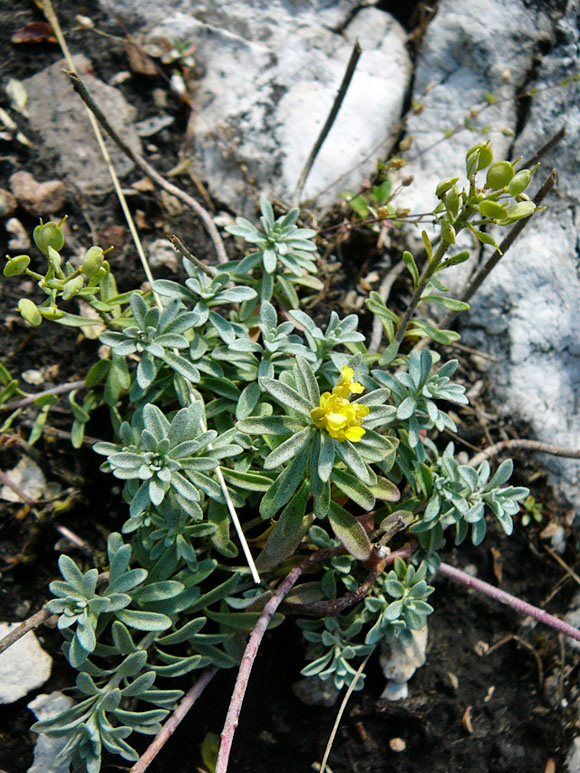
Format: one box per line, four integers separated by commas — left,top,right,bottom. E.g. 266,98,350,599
101,0,411,213
23,55,142,196
27,692,75,773
0,622,52,704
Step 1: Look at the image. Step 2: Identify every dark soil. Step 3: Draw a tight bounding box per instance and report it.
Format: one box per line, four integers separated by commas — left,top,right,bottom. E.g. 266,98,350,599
1,1,578,772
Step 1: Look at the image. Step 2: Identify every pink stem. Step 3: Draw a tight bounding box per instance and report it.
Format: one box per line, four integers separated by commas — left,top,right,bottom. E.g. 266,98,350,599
215,548,343,773
131,667,218,773
438,561,580,642
215,544,413,772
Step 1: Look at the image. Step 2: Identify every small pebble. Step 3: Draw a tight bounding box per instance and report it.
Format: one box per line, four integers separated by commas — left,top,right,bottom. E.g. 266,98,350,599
10,170,66,217
389,737,406,752
0,187,18,217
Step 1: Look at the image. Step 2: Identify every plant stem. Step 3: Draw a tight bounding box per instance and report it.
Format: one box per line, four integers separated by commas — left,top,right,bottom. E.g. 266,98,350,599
288,543,414,617
0,607,52,655
439,169,557,330
438,561,580,643
293,41,362,206
130,667,218,773
395,238,450,344
0,380,86,413
215,547,343,773
469,437,580,467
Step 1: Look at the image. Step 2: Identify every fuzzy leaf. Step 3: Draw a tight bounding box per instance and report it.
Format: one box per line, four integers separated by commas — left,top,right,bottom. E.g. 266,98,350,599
327,503,371,560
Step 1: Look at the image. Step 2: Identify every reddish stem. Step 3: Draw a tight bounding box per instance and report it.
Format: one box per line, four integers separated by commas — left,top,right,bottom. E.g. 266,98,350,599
131,667,218,773
438,561,580,642
215,548,343,773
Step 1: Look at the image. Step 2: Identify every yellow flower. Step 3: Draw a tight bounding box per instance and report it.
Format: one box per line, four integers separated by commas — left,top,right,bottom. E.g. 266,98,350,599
311,367,370,442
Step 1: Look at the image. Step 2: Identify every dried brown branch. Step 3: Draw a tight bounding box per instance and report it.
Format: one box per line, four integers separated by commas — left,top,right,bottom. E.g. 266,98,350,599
0,607,53,655
469,438,580,468
65,71,228,264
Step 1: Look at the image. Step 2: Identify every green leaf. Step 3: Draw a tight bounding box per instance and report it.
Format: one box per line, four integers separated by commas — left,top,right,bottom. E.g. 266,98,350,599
206,610,284,631
402,251,419,288
263,426,314,470
470,227,501,252
236,416,304,436
421,231,433,261
343,193,370,218
221,468,274,492
407,320,460,344
327,503,371,561
331,468,375,510
420,295,470,311
259,377,314,418
115,609,172,631
257,482,310,569
235,382,261,420
156,617,207,646
85,359,111,388
259,444,310,518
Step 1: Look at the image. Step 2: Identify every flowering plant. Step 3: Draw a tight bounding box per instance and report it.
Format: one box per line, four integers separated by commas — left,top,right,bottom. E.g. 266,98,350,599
1,142,537,772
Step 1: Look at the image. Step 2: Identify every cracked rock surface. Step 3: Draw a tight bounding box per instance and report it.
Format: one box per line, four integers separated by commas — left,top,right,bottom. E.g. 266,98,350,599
99,0,411,213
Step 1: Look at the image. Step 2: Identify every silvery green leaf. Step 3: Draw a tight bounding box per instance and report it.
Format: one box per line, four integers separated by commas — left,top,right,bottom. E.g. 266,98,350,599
151,653,207,677
484,459,513,491
156,617,206,646
331,467,375,510
111,621,136,654
214,285,257,303
259,377,313,417
148,477,166,506
315,430,335,483
257,482,310,569
471,517,487,545
208,311,236,344
264,426,314,470
142,403,170,441
115,609,172,631
130,293,148,328
292,357,320,404
139,689,184,707
129,481,151,518
259,444,310,518
221,468,274,492
161,351,200,383
132,581,184,603
58,555,98,596
327,503,370,560
121,671,157,698
397,396,417,420
334,441,371,484
236,382,261,419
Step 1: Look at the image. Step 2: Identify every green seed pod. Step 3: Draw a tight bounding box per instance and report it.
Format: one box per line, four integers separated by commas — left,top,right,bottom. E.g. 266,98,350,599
62,275,85,300
444,185,460,220
3,254,30,277
39,305,65,321
503,200,536,222
440,219,456,244
33,221,65,255
435,177,459,199
81,246,105,277
486,161,515,190
18,298,42,326
479,200,509,220
466,143,493,177
47,246,62,272
508,169,532,196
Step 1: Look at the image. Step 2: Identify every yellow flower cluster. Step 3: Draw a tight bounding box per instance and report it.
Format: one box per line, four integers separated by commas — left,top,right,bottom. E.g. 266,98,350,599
311,366,370,442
